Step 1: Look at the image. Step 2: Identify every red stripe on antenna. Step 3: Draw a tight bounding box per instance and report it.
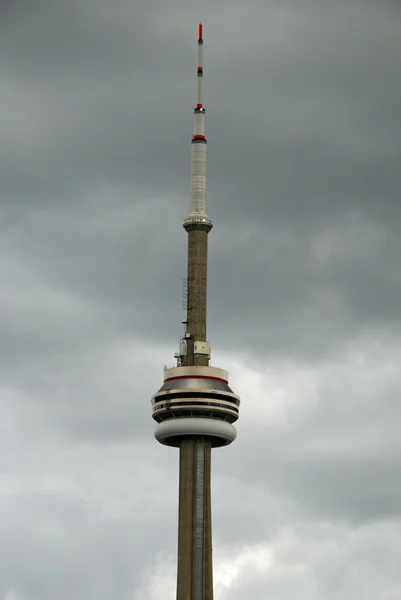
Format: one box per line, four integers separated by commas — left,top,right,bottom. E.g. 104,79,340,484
198,23,203,40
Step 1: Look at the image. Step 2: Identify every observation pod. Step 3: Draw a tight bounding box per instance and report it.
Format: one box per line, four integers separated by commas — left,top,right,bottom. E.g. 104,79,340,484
152,366,239,448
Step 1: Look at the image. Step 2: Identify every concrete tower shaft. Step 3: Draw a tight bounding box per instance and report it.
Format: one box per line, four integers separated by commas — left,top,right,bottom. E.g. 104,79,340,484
176,438,213,600
184,228,208,366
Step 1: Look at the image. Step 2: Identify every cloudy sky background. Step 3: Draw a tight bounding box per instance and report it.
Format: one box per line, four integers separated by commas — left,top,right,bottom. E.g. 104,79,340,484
1,1,400,598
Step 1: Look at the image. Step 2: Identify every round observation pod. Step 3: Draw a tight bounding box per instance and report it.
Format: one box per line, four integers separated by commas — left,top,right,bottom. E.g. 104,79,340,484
151,366,240,446
152,366,240,424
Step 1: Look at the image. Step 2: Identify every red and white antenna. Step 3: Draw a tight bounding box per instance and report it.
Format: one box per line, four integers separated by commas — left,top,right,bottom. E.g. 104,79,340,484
183,23,213,230
197,23,203,109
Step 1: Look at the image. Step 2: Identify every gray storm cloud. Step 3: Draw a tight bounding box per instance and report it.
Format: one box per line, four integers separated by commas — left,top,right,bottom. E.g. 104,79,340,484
0,1,400,599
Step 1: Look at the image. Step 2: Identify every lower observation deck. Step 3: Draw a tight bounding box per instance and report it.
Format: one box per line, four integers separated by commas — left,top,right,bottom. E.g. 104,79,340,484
152,366,240,447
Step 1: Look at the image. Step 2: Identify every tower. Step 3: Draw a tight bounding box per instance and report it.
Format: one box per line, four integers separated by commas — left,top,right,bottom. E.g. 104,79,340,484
151,24,240,600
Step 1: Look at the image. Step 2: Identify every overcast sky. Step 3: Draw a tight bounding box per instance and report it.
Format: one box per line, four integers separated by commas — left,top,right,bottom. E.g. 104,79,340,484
1,1,400,599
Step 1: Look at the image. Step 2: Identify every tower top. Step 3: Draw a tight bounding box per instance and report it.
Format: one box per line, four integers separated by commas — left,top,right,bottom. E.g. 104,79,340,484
182,22,212,232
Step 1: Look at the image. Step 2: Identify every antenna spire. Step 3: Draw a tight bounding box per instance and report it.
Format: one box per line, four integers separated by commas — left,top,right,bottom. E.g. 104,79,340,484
182,23,212,231
197,23,203,108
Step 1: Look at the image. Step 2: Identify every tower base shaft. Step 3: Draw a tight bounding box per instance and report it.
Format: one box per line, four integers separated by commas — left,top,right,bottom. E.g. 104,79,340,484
176,437,213,600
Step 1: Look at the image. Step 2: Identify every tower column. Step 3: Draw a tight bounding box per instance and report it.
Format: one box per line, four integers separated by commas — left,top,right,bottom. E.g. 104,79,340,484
176,438,194,599
176,438,213,600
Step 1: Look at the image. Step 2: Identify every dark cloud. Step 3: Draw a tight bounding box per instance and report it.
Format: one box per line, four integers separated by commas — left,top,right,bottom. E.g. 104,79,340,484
1,1,400,598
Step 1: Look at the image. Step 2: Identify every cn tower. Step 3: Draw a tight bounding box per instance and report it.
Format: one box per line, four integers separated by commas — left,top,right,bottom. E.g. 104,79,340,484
151,24,240,600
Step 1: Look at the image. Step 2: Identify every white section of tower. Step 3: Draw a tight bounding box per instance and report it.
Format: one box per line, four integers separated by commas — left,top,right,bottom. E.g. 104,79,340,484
190,142,207,215
183,24,212,231
154,418,237,446
193,111,205,137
